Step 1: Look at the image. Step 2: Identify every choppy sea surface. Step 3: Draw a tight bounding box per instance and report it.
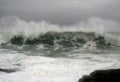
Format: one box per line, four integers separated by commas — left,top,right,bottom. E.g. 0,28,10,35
0,17,120,82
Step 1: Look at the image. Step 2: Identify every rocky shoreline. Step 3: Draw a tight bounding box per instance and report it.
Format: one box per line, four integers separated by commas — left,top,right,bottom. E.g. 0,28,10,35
78,68,120,82
0,68,19,73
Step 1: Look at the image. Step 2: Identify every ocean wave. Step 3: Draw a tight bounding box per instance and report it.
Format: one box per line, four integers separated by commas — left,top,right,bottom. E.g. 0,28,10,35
0,17,120,50
0,31,112,50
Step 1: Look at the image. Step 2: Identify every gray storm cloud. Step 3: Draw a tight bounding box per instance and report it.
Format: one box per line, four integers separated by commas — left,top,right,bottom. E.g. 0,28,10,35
0,0,120,22
0,0,120,31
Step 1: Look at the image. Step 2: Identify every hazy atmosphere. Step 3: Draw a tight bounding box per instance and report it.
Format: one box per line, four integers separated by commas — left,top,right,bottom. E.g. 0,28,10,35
0,0,120,24
0,1,120,82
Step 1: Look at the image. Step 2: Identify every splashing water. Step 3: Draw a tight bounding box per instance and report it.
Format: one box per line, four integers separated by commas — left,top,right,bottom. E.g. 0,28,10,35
0,17,120,82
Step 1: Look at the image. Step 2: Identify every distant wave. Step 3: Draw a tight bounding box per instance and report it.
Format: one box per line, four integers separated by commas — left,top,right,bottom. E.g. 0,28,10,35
0,31,113,50
0,17,120,50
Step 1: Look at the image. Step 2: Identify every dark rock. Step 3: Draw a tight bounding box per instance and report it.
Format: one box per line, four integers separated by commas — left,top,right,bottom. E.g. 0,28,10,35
78,69,120,82
0,68,19,73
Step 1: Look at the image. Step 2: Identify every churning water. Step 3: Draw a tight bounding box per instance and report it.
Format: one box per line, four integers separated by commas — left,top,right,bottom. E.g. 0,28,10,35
0,17,120,82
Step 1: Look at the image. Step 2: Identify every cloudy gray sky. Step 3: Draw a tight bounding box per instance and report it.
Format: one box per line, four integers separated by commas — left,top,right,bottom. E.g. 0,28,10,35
0,0,120,25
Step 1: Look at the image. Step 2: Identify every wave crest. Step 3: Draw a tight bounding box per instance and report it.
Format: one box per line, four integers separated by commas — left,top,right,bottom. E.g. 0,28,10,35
0,17,120,50
2,32,110,50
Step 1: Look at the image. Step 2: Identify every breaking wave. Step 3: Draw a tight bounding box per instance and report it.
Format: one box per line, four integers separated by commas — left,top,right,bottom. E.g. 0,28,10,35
0,17,120,51
3,32,109,49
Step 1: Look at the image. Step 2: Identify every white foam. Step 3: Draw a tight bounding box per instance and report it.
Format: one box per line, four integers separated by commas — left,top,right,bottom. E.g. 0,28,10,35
0,52,120,82
105,33,120,46
0,17,105,43
0,51,27,69
0,17,120,47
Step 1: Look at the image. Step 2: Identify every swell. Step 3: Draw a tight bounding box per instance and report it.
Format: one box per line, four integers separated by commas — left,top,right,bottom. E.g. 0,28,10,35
2,31,111,49
0,17,120,50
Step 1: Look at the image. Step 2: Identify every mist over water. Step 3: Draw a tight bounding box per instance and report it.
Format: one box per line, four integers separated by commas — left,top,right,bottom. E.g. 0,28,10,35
0,16,120,82
0,0,120,82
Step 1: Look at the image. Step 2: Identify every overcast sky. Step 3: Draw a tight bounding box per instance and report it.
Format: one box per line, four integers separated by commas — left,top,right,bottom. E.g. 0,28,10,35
0,0,120,25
